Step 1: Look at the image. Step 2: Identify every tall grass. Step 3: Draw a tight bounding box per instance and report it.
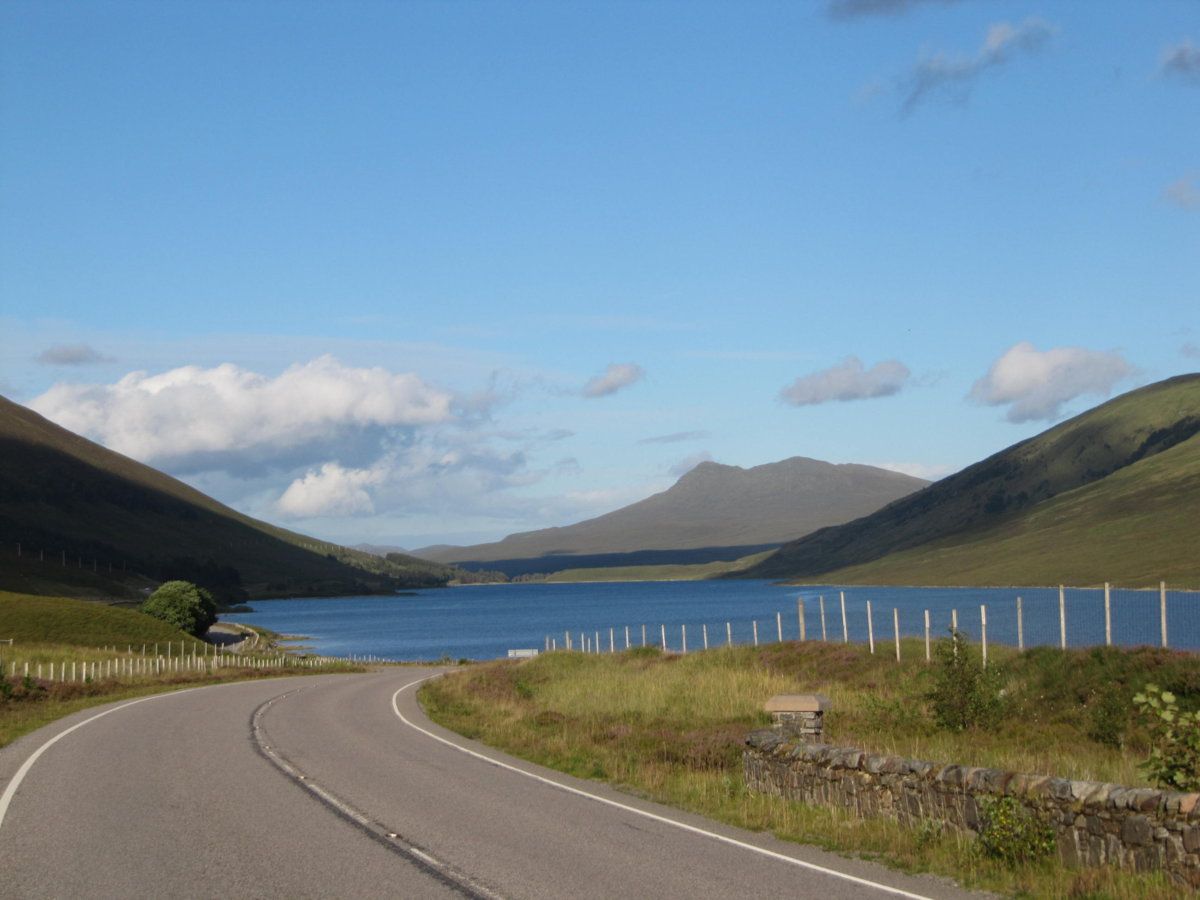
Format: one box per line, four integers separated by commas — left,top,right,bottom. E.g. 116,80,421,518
422,640,1200,897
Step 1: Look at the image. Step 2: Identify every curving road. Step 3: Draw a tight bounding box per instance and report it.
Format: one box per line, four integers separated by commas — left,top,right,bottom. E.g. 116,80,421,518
0,670,982,899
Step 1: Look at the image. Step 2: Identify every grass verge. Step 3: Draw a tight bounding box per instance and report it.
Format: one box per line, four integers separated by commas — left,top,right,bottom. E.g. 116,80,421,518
421,640,1200,897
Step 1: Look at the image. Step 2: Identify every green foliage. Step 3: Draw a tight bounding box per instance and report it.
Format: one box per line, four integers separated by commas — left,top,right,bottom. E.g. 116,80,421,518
975,796,1055,865
140,580,212,637
926,628,1003,732
1133,683,1200,791
1086,686,1128,748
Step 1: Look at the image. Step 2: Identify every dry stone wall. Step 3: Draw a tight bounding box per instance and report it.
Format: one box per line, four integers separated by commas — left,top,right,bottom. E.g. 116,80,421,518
744,730,1200,887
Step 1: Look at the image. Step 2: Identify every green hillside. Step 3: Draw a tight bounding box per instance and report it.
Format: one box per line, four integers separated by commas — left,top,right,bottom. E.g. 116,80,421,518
743,374,1200,587
0,396,454,600
0,590,205,647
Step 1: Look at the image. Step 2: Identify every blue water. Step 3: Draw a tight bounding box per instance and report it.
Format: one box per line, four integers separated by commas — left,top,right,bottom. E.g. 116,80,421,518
229,581,1200,661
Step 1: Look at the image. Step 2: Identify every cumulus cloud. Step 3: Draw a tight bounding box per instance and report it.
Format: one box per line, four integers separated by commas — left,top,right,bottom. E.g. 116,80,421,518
637,430,710,445
827,0,959,20
30,355,453,473
901,18,1055,114
1161,39,1200,84
1164,176,1200,211
277,462,384,517
582,363,645,398
36,343,113,366
969,342,1133,422
779,356,910,406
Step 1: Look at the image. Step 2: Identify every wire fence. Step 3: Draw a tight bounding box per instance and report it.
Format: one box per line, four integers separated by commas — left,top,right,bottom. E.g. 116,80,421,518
545,582,1200,660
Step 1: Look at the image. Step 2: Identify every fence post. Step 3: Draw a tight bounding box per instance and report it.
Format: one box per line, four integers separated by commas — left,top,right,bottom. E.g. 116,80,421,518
893,608,900,663
1161,581,1168,649
776,611,783,643
681,624,687,654
1059,585,1067,650
703,623,709,650
661,624,667,652
924,609,930,663
642,624,647,647
866,601,875,654
819,596,827,641
980,604,988,669
798,599,806,642
1016,596,1024,651
609,628,614,653
1104,583,1112,647
752,621,759,647
625,625,630,649
726,621,732,647
840,591,848,643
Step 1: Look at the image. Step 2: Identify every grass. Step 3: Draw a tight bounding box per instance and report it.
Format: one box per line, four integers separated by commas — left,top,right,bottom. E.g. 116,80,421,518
421,639,1200,897
0,590,365,748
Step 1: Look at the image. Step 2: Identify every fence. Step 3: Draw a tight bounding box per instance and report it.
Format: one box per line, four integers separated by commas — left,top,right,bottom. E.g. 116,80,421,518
0,640,352,687
544,582,1200,661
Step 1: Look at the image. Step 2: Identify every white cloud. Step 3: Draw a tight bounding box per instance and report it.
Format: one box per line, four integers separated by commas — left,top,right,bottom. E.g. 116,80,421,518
30,355,453,471
969,342,1132,422
1164,175,1200,211
36,343,114,366
1161,39,1200,84
277,462,384,517
779,356,910,406
901,18,1055,114
582,363,645,398
638,430,709,445
828,0,959,20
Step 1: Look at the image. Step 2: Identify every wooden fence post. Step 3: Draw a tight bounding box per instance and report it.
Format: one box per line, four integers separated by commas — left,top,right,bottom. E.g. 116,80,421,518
1161,581,1168,649
798,599,806,642
819,596,827,641
1017,596,1024,651
924,609,930,663
980,604,988,669
1104,583,1111,647
840,591,848,643
1059,585,1067,650
866,601,875,654
893,608,900,662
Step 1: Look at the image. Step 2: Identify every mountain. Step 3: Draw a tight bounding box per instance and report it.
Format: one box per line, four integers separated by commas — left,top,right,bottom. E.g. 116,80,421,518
742,374,1200,587
0,395,454,601
417,457,928,575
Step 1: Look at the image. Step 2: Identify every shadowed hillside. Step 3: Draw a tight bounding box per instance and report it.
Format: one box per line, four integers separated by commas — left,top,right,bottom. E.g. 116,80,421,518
0,396,454,600
742,374,1200,586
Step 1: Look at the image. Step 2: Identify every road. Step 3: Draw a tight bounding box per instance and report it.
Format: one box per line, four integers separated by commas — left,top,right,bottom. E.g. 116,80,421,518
0,670,982,899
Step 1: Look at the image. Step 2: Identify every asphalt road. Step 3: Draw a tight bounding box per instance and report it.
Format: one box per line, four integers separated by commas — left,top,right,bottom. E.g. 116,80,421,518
0,670,984,899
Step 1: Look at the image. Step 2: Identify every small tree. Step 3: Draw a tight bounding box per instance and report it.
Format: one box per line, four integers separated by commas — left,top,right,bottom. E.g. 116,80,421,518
926,627,1004,731
141,580,212,637
1133,684,1200,791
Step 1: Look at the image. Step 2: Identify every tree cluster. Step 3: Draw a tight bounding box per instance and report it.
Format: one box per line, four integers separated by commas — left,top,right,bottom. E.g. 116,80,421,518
140,580,218,637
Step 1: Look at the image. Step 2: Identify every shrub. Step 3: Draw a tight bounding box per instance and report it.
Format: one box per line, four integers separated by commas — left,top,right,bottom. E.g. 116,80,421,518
926,627,1003,732
141,580,213,637
1133,683,1200,791
976,795,1055,864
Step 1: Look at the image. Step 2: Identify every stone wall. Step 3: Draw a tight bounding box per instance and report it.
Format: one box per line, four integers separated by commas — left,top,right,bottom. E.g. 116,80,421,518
744,730,1200,887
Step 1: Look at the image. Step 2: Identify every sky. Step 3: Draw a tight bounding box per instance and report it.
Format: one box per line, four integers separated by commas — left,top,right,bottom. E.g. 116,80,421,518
1,0,1197,550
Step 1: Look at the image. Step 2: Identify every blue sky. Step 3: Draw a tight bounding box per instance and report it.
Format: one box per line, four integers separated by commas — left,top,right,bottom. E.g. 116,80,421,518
2,0,1197,549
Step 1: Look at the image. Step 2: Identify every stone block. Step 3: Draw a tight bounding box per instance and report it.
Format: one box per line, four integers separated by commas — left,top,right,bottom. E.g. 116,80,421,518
1122,814,1154,847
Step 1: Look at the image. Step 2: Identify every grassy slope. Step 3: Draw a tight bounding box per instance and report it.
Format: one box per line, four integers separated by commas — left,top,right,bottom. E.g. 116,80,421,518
818,432,1200,587
0,590,204,647
0,396,453,599
744,374,1200,586
423,642,1197,897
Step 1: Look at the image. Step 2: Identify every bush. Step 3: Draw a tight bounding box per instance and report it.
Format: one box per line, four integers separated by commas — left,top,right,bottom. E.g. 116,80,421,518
140,580,215,637
1133,683,1200,791
926,627,1003,731
976,795,1055,864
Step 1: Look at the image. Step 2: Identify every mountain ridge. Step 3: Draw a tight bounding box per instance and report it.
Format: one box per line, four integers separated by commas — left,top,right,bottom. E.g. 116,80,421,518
417,456,928,570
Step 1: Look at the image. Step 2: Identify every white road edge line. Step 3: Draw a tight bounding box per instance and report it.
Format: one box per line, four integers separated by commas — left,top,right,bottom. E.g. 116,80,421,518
0,686,211,831
391,676,936,900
